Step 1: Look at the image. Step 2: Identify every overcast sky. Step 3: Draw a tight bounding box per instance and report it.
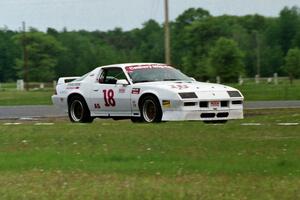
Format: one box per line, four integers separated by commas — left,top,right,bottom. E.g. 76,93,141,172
0,0,299,32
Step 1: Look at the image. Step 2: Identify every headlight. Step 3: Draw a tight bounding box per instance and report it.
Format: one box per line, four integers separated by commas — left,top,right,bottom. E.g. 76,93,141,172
227,91,242,97
178,92,198,99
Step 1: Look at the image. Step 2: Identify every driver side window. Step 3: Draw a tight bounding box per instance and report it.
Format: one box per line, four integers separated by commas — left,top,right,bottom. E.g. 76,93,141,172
98,67,127,84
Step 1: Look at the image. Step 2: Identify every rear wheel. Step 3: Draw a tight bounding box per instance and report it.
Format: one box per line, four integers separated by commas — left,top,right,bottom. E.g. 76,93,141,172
140,95,162,123
68,96,93,123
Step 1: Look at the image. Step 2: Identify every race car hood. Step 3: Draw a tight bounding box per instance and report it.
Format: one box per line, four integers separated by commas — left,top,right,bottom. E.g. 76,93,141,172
135,81,243,99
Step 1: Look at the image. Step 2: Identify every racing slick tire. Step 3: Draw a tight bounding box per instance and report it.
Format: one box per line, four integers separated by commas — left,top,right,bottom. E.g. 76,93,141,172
140,95,162,123
68,95,94,123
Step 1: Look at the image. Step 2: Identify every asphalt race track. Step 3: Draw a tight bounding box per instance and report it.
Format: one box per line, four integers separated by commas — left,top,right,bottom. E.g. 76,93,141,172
244,100,300,110
0,101,300,120
0,105,66,119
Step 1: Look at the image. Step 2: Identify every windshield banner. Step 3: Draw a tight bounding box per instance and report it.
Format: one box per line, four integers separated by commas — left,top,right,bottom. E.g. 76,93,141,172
125,64,171,72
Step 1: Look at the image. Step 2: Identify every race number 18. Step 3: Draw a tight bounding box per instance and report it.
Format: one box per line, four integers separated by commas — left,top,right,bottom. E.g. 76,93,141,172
103,89,115,107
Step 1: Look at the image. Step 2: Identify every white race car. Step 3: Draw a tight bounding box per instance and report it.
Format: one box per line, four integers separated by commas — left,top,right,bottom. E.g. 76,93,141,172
52,63,244,123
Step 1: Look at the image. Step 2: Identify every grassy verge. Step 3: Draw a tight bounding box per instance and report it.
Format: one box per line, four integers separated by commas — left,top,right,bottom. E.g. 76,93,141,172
230,82,300,101
0,109,300,199
0,90,53,106
1,172,299,199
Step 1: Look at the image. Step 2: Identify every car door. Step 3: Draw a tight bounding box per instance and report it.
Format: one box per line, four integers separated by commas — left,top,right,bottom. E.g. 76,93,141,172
90,67,132,116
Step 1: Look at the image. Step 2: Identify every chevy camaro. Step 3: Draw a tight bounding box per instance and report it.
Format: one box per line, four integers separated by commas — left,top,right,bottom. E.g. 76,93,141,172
52,63,244,123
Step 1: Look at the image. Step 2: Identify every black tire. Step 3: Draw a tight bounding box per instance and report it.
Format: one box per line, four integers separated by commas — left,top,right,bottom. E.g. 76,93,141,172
131,117,143,123
203,120,227,124
140,95,162,123
68,95,94,123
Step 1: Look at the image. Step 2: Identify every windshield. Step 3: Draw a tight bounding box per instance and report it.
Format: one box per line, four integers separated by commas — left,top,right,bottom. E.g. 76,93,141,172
125,64,192,83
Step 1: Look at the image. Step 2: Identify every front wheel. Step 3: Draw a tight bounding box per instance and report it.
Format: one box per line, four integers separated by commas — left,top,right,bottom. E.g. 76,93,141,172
68,96,93,123
140,96,162,123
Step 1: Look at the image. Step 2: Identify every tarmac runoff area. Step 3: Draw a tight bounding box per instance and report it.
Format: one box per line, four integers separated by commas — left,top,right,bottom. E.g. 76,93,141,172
0,100,300,120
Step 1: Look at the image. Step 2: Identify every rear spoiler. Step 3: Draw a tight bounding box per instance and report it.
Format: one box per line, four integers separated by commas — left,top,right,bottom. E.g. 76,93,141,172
57,77,80,85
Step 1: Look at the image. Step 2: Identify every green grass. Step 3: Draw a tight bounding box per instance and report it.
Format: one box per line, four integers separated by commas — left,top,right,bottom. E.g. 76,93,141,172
0,109,300,199
0,82,54,106
230,82,300,101
0,82,16,89
0,90,53,106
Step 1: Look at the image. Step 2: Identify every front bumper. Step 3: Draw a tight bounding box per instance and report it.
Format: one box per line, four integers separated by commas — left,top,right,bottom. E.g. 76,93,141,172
161,98,244,121
162,109,243,121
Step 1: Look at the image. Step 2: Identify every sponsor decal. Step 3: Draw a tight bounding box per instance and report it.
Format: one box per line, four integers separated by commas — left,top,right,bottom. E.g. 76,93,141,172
67,83,81,86
66,82,81,90
119,88,126,93
170,85,189,90
94,103,101,109
66,86,80,90
125,64,171,72
131,88,140,94
210,101,220,107
132,100,137,107
162,100,171,108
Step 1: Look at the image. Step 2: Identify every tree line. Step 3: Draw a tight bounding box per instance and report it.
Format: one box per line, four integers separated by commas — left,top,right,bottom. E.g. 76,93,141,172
0,6,300,83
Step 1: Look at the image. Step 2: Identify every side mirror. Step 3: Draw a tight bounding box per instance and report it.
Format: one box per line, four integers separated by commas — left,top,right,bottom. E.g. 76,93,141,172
190,77,196,81
116,79,129,86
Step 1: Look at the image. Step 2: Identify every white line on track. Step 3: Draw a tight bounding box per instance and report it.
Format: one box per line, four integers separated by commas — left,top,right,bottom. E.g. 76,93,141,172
240,123,262,126
34,123,54,126
3,123,22,125
277,123,299,126
19,117,38,121
207,124,224,126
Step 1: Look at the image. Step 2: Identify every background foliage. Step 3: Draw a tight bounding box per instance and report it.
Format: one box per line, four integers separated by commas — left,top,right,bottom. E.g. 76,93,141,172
0,6,300,83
